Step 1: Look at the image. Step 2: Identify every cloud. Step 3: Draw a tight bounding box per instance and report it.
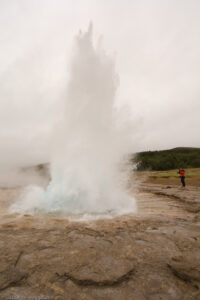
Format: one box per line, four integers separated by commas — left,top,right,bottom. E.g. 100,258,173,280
0,0,200,169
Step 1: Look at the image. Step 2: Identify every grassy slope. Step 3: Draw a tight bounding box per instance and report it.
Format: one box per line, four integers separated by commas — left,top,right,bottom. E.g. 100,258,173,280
134,147,200,171
149,168,200,178
136,168,200,187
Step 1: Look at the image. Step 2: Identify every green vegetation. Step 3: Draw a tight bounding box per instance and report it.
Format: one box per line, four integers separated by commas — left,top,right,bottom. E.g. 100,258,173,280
148,168,200,178
133,147,200,171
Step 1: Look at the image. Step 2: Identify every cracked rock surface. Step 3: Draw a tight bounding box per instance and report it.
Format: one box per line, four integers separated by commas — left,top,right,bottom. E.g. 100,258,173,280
0,184,200,299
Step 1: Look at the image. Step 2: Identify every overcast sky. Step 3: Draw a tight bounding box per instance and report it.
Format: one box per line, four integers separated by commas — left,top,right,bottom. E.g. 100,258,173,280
0,0,200,167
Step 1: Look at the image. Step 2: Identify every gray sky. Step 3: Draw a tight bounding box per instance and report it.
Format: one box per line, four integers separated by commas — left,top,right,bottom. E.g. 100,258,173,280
0,0,200,167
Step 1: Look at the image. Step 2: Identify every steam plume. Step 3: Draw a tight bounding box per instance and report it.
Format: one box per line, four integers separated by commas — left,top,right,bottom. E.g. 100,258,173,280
10,25,136,217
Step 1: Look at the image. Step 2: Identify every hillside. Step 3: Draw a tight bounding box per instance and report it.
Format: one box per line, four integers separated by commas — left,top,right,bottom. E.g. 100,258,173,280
133,147,200,171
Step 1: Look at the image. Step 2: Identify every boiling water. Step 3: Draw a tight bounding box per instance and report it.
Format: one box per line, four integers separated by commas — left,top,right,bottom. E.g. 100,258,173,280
10,25,136,218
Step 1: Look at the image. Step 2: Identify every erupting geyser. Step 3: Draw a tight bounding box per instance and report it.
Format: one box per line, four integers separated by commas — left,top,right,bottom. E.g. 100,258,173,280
11,24,136,218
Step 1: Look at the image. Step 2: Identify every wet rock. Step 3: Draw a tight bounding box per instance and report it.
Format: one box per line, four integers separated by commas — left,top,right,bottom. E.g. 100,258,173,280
140,184,200,214
168,255,200,287
0,184,199,299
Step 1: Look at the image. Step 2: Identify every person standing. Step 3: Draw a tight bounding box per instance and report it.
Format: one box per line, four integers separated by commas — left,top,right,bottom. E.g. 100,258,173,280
178,168,186,187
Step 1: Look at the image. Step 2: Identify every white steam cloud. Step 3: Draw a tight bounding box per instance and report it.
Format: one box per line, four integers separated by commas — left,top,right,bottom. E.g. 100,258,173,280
10,25,136,217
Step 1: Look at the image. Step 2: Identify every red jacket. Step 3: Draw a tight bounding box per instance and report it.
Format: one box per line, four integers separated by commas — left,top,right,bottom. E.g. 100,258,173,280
179,169,185,177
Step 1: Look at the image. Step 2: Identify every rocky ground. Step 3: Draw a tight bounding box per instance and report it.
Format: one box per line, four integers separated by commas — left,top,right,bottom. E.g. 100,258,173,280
0,180,200,299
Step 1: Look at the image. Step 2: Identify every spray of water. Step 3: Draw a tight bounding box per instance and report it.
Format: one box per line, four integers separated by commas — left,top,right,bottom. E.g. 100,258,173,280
10,24,136,218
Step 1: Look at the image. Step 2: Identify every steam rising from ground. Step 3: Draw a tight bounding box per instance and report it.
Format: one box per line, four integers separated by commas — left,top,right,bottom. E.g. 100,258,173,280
10,25,136,217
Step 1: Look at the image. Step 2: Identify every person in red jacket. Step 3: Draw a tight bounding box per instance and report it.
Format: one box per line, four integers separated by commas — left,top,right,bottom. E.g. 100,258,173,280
178,168,186,187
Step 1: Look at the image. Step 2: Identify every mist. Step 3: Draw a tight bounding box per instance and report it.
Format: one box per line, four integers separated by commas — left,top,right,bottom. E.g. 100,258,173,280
1,0,200,172
10,25,136,216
